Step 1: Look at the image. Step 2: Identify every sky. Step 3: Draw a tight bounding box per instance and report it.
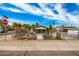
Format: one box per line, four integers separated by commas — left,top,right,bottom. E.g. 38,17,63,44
0,3,79,27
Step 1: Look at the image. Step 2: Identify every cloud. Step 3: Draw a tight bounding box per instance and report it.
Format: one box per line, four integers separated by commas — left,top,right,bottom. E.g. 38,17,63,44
38,3,57,16
0,3,79,27
12,3,58,17
6,8,25,13
40,3,67,22
16,3,79,27
11,3,43,16
0,6,25,13
66,14,79,27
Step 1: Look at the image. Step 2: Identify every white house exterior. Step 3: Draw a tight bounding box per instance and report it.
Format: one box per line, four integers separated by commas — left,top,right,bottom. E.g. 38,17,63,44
56,27,79,39
68,29,79,39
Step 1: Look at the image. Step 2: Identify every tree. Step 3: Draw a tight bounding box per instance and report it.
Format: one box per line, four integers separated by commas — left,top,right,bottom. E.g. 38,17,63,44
52,21,55,26
36,23,39,27
31,24,37,28
52,27,57,33
7,25,14,31
12,22,23,30
23,24,31,30
12,22,18,30
18,23,22,27
49,25,52,30
48,25,52,39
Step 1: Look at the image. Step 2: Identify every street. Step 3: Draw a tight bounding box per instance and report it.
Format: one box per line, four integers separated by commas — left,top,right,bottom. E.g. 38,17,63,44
0,39,79,55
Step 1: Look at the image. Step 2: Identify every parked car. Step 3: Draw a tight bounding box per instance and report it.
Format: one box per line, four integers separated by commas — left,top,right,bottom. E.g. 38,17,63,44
0,29,8,33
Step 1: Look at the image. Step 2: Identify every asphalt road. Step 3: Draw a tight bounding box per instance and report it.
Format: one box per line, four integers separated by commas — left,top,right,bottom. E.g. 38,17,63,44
0,51,79,56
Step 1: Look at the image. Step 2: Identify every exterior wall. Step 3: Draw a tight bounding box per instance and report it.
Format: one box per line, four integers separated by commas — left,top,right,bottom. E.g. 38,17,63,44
68,30,78,38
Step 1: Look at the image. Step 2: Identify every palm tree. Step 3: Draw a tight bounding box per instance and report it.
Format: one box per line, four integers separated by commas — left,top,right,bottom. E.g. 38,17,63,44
36,23,39,26
18,23,22,27
12,22,18,30
52,21,55,26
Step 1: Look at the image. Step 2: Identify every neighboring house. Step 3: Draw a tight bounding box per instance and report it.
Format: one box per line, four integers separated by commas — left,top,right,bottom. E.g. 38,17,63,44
67,28,79,38
34,26,47,33
56,26,79,39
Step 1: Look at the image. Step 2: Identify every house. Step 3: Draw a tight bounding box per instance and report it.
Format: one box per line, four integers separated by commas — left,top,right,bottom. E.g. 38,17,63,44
34,26,47,33
55,26,79,39
60,27,79,39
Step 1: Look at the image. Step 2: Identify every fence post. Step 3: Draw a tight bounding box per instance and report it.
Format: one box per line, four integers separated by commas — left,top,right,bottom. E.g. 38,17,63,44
78,30,79,39
4,25,7,41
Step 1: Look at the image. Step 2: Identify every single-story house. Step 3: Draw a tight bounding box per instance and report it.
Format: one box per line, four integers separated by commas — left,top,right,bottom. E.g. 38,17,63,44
34,26,47,33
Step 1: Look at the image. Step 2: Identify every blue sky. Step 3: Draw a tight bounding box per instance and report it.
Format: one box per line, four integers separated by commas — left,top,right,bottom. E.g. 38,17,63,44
0,3,79,27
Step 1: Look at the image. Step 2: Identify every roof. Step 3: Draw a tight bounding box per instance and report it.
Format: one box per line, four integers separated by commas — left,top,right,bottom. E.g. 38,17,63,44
67,28,79,30
57,26,79,30
34,27,46,29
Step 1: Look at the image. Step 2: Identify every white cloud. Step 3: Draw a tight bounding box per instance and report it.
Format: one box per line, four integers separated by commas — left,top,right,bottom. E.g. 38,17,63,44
38,3,57,17
12,3,58,17
0,6,25,13
11,3,43,16
66,14,79,27
43,3,79,27
39,3,67,21
1,3,79,27
34,3,67,22
54,4,67,21
7,8,24,13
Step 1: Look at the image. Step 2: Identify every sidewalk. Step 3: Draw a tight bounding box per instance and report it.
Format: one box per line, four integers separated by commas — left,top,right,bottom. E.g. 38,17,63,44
0,38,79,55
